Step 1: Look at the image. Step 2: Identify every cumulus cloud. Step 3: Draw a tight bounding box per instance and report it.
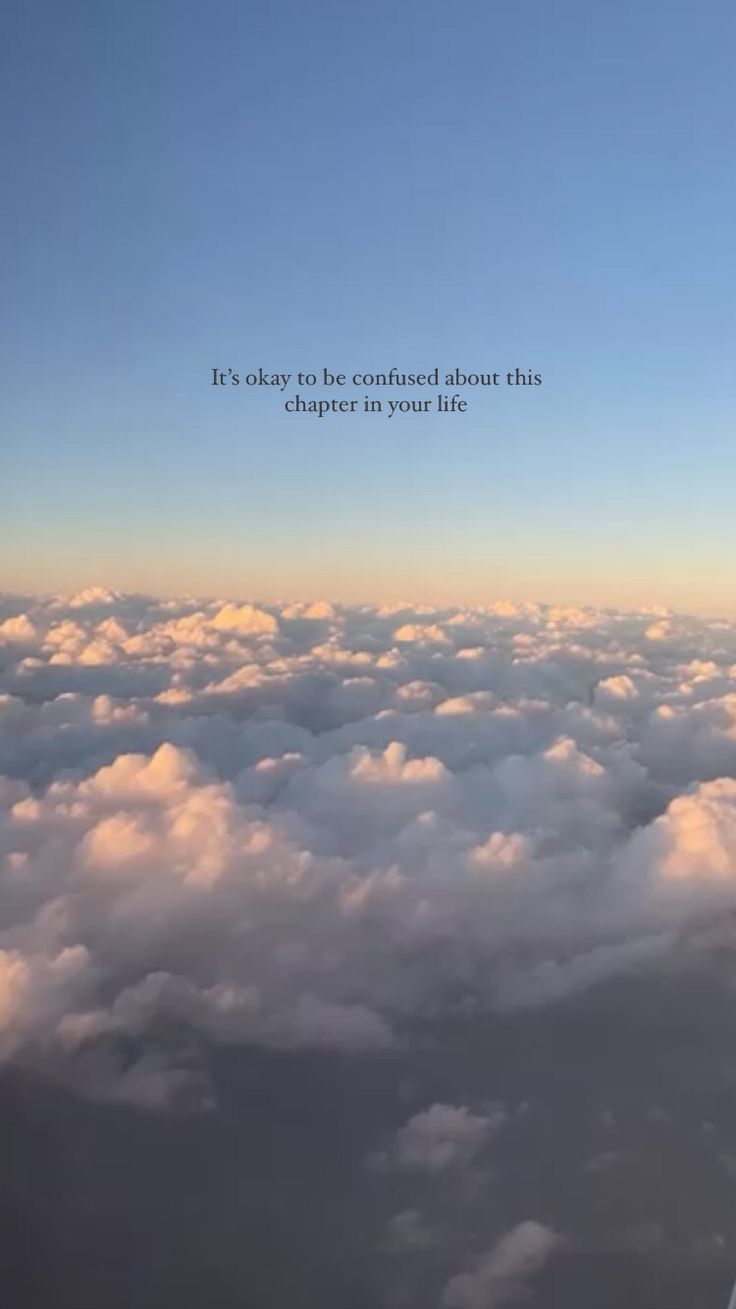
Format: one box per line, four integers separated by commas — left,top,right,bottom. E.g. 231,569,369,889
442,1220,563,1307
622,778,736,883
210,602,279,635
380,1102,505,1173
0,614,38,642
4,593,736,1106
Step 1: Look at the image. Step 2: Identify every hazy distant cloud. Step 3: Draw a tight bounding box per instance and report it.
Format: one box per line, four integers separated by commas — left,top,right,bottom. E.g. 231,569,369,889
375,1102,506,1174
442,1221,563,1307
383,1207,436,1253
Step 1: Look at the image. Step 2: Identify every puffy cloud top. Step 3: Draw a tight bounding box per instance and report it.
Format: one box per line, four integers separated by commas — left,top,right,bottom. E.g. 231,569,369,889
210,602,278,635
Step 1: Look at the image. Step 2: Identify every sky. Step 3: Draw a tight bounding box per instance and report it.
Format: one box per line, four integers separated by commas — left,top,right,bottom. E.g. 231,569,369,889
2,0,736,613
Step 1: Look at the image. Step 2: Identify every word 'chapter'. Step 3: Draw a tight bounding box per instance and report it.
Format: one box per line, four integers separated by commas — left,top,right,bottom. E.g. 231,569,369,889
210,366,543,417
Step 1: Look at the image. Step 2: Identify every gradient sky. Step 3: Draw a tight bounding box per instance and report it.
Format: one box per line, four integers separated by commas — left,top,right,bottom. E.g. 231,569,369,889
2,0,735,613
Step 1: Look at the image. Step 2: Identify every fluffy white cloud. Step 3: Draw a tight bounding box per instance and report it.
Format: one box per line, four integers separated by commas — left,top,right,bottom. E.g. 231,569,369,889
0,614,38,642
210,602,278,635
623,778,736,883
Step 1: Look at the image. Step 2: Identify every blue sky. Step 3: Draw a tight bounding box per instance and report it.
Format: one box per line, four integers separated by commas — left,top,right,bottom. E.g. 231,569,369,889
2,0,735,611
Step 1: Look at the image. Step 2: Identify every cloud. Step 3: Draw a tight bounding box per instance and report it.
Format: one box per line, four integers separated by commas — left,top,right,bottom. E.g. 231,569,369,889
66,586,120,609
385,1102,506,1172
210,602,279,635
442,1220,563,1307
622,778,736,883
395,623,451,645
0,615,38,642
383,1208,435,1252
4,593,736,1105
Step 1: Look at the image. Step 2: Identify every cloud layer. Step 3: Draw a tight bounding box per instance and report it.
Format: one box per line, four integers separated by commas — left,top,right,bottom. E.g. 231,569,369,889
5,591,736,1304
3,591,736,1104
